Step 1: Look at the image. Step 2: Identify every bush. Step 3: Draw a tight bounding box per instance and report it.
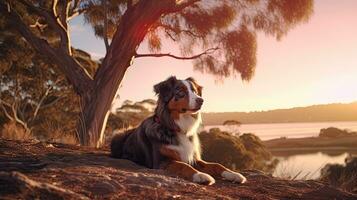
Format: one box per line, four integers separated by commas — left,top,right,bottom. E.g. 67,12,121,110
0,122,33,141
319,127,356,138
320,156,357,193
199,128,277,172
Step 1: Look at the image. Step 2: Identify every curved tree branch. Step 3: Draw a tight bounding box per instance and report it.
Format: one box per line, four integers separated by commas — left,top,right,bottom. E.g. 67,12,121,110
32,86,53,121
67,8,86,21
9,101,30,132
0,100,14,121
1,1,93,95
17,0,71,55
135,47,218,60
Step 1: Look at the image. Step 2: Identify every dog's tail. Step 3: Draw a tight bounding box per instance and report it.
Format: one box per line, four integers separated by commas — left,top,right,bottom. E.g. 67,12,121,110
110,130,132,158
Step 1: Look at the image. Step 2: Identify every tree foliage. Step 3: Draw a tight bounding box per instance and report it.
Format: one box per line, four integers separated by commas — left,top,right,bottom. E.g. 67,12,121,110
0,0,313,147
83,0,313,80
109,99,156,129
0,9,98,140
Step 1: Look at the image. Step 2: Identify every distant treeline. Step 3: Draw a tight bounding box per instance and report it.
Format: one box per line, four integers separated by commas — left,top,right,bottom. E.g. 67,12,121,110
202,102,357,125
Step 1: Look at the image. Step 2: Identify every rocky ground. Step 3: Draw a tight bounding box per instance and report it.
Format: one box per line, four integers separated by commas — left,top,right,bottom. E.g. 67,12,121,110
0,139,356,200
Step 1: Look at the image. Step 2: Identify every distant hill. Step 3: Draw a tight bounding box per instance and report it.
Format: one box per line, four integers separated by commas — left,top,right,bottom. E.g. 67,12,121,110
202,102,357,125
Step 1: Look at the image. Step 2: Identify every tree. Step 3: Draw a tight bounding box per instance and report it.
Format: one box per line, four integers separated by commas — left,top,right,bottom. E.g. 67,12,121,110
0,0,313,147
223,120,241,126
0,13,97,140
223,120,241,135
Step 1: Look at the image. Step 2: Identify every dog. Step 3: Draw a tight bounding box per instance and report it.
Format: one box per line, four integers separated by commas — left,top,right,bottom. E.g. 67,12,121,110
110,76,246,185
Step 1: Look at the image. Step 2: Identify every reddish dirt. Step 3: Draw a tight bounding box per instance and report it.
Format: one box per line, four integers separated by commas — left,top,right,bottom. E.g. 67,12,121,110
0,139,356,200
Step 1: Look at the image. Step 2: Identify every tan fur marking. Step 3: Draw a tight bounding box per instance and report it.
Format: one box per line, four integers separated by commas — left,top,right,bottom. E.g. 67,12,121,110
194,160,229,177
160,145,181,161
161,160,199,181
170,110,180,120
186,78,202,96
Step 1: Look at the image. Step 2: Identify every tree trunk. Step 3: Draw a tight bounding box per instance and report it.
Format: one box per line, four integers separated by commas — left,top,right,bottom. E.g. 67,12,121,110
77,0,175,147
77,61,130,147
1,0,191,147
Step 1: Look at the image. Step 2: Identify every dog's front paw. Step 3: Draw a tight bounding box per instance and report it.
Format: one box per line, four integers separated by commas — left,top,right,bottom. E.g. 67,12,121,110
193,172,215,185
221,171,247,184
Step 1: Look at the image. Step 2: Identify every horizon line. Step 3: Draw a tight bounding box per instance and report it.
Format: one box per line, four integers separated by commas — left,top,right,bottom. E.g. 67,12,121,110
202,100,357,114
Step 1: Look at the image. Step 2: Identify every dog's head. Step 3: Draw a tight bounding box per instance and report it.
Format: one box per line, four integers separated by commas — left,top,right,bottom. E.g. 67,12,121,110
154,76,203,114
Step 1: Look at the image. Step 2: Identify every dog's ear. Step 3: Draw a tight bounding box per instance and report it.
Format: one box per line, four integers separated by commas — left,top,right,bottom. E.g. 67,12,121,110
186,77,203,96
154,76,177,102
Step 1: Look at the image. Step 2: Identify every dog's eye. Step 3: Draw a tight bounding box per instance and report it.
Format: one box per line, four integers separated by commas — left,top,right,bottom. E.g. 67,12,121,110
176,91,186,98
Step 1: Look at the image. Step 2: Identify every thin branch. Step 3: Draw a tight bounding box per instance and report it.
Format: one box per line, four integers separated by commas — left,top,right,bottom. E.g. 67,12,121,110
40,96,63,110
164,29,177,41
53,0,72,54
29,18,48,31
0,87,29,130
11,102,29,131
58,0,71,30
67,0,86,20
72,0,81,10
0,99,11,107
156,22,203,40
17,0,71,55
135,47,219,60
0,101,14,121
52,0,59,20
32,86,52,121
18,102,27,123
103,0,110,51
67,8,86,21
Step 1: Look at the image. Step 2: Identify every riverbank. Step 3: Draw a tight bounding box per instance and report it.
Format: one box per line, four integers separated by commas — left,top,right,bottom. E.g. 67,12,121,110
264,135,357,156
205,121,357,141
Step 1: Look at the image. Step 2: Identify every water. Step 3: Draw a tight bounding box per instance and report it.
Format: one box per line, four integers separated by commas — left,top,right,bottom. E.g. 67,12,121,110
273,152,351,180
204,121,357,141
204,121,357,179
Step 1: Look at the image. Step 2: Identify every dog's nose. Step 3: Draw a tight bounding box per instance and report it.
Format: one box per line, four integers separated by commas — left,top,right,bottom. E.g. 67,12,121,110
196,98,204,106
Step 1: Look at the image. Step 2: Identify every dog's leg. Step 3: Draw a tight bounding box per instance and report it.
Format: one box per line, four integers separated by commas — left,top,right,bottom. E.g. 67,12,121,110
159,146,215,185
194,160,246,184
161,160,215,185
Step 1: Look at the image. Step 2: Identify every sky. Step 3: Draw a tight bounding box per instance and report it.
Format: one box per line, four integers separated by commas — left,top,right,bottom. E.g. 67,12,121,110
69,0,357,113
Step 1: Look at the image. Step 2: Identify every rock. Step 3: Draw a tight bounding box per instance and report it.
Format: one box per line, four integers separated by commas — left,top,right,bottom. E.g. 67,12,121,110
0,171,89,200
0,139,356,200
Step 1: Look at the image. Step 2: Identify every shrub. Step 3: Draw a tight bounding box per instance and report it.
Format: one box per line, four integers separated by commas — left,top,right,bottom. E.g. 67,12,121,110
0,122,33,141
320,156,357,193
319,127,356,138
199,128,277,172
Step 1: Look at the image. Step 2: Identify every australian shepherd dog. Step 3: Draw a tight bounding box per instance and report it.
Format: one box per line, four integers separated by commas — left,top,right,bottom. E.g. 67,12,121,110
110,76,246,185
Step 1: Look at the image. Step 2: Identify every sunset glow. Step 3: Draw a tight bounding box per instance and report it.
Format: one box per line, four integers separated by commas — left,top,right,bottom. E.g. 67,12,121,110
70,0,357,112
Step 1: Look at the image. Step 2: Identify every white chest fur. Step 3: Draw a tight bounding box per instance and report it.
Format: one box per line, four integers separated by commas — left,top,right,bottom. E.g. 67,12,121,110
175,113,202,136
167,134,200,164
167,113,202,164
